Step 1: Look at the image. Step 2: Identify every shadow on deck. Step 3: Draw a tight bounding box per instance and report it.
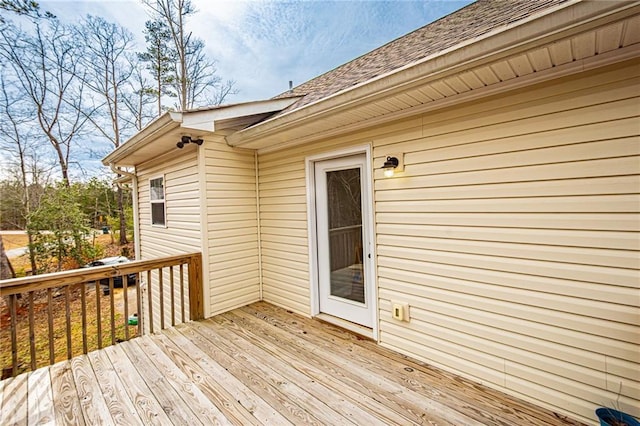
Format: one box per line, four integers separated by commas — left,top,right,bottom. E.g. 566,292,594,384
0,302,585,425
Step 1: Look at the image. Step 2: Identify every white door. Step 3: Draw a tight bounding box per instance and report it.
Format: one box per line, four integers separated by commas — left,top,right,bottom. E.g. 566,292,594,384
315,154,373,328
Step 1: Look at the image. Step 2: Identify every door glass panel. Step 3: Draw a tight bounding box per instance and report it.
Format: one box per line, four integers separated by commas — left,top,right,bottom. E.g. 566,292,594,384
326,168,364,303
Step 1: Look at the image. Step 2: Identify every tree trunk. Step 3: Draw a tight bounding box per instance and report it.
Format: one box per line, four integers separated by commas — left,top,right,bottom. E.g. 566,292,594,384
48,133,70,187
57,236,63,272
157,64,162,115
27,232,37,275
18,142,37,275
178,3,187,110
0,236,16,280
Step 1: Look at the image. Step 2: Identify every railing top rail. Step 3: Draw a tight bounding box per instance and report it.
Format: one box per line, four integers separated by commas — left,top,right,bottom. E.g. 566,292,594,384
329,224,363,233
0,252,201,295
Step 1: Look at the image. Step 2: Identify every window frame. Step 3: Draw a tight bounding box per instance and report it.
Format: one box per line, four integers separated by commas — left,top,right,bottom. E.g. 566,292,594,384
149,175,167,227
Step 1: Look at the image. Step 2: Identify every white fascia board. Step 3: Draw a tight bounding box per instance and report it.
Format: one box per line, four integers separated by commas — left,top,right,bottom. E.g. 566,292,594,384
102,111,183,166
181,97,302,133
102,97,301,166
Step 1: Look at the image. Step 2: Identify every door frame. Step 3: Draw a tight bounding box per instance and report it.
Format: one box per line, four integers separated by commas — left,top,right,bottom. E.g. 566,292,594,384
305,144,378,340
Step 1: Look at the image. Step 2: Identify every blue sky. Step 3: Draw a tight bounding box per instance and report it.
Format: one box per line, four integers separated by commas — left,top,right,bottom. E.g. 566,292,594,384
2,0,472,179
40,0,472,103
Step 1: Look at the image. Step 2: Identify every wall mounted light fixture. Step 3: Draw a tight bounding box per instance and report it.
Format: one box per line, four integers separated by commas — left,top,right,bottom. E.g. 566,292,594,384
382,156,399,177
176,135,204,149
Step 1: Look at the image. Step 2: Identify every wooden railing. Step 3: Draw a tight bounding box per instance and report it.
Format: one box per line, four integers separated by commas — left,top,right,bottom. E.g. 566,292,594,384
0,252,203,378
329,225,363,271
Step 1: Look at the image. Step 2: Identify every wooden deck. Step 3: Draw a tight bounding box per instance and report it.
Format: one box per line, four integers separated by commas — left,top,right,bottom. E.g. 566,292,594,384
1,302,585,425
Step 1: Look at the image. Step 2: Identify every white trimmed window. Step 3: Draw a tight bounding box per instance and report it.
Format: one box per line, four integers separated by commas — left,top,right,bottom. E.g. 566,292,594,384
150,177,166,226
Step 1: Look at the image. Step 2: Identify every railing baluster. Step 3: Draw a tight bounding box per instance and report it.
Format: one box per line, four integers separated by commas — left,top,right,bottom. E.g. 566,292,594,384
136,272,142,336
65,286,72,360
180,264,185,323
0,252,202,376
109,277,115,345
80,284,87,354
170,266,175,327
147,269,153,334
123,273,129,341
159,268,164,330
9,294,17,376
47,288,54,365
96,280,102,349
28,291,36,370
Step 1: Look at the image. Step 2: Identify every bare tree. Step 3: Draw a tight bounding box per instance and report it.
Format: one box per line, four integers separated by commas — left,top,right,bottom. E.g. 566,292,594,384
183,38,238,107
74,15,141,245
209,79,238,107
0,60,56,272
0,14,87,186
142,0,237,110
0,69,34,267
123,64,157,131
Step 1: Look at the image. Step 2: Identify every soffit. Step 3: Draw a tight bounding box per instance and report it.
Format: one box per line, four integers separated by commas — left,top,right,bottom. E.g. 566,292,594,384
115,126,187,167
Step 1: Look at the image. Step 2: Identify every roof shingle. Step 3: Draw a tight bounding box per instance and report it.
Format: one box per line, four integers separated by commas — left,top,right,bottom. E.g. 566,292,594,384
274,0,569,112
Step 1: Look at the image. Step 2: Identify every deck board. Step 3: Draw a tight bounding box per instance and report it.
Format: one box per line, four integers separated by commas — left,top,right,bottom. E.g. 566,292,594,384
133,336,231,425
70,354,112,424
212,311,400,425
118,336,203,425
205,315,371,426
218,310,468,425
27,367,54,425
2,372,28,425
87,348,141,425
231,307,479,425
241,302,569,426
103,344,172,425
155,329,269,425
0,302,585,425
49,361,85,426
185,320,325,425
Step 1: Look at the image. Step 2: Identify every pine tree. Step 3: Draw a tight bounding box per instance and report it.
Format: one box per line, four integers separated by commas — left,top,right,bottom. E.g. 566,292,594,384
138,19,177,115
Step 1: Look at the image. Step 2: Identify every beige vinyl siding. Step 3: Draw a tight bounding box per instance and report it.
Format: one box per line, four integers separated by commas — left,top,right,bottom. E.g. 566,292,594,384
203,139,260,316
137,149,202,329
258,154,311,314
255,58,639,424
258,137,374,315
256,122,419,313
373,59,640,424
138,151,202,256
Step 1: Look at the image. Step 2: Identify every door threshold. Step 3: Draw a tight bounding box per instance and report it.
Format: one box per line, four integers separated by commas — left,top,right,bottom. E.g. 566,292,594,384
315,313,375,340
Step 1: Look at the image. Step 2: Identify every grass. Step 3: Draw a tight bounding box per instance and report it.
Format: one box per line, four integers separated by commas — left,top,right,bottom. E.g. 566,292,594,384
1,231,123,253
6,252,31,276
4,232,132,277
0,285,138,377
1,232,29,251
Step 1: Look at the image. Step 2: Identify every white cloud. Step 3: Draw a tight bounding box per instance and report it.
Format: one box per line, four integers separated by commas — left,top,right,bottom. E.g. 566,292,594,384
38,0,471,102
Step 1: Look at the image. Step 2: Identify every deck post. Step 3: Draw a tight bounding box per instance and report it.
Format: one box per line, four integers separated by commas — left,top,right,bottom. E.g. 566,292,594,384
188,253,204,321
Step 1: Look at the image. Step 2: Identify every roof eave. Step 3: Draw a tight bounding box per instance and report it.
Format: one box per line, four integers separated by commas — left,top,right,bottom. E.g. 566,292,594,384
226,0,638,150
102,111,182,166
102,97,302,167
